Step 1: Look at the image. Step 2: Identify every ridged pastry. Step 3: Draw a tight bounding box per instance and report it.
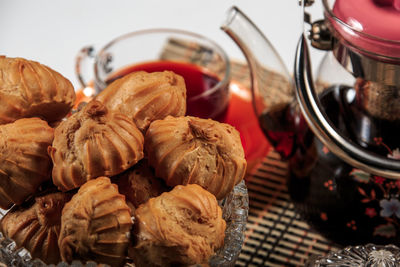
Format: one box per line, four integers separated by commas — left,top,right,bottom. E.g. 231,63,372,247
0,191,72,264
0,117,54,209
145,116,247,199
95,71,186,133
131,184,226,267
49,100,144,191
115,159,169,212
0,56,76,124
59,177,132,266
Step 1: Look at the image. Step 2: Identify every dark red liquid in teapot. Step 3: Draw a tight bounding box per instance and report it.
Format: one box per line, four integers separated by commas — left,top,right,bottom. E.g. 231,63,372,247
106,60,229,121
258,84,400,245
258,103,309,159
258,84,400,159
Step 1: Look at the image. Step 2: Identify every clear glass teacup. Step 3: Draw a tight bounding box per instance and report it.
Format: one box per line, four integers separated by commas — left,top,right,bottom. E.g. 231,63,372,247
75,28,231,121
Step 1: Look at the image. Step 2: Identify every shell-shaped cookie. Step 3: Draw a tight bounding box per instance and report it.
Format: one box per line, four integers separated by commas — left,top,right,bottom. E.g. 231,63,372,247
49,100,144,191
0,56,76,124
114,159,169,212
96,71,186,133
131,184,226,267
0,191,72,264
0,117,54,209
59,177,132,266
145,116,247,199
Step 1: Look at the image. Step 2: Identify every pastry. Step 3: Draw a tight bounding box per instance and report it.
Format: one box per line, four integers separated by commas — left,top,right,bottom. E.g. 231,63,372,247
95,71,186,133
0,117,54,209
131,184,226,267
0,191,72,264
114,159,169,212
144,116,247,199
49,100,144,191
58,177,132,266
0,56,75,124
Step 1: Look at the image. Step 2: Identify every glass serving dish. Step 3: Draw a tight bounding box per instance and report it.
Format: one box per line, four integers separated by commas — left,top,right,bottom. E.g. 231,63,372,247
0,180,248,267
306,243,400,267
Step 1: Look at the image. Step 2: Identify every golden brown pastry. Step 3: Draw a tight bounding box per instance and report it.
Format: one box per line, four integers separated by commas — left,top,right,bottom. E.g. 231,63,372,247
49,100,144,191
145,116,247,199
58,177,132,266
131,184,226,267
0,56,76,124
0,191,72,264
95,71,186,133
0,117,54,209
114,159,169,212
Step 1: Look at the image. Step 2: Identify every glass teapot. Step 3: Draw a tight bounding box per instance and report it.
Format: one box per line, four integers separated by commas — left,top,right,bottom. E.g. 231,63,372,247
221,1,400,245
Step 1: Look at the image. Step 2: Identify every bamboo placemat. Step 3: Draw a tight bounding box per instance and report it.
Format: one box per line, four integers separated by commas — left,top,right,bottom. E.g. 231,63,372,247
162,38,342,266
237,150,341,267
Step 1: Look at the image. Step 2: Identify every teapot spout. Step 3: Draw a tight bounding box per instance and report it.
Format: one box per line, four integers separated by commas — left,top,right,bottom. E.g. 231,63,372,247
221,6,293,113
221,6,296,158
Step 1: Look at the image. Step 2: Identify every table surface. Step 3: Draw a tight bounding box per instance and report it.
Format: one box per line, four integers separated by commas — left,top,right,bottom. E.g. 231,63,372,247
0,0,325,89
237,150,341,267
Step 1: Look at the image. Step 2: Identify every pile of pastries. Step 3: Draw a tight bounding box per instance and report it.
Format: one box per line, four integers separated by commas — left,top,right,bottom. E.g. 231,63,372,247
0,56,247,266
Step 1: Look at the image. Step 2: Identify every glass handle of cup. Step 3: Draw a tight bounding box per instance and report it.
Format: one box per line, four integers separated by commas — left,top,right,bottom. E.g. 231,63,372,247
75,45,95,90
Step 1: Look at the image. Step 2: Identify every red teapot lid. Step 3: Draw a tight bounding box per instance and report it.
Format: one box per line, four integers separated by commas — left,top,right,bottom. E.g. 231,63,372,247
329,0,400,59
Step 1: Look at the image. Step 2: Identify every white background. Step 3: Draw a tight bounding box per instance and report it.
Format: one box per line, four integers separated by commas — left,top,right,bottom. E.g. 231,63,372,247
0,0,325,89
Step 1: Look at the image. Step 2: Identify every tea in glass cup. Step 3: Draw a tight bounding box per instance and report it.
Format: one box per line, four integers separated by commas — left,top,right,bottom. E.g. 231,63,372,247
76,28,231,122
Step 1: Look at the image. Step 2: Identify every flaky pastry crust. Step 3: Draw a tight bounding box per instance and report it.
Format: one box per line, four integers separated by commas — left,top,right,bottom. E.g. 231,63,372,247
49,100,144,191
145,116,246,199
0,56,75,124
131,184,226,267
58,177,132,266
0,117,54,209
115,159,169,212
0,191,72,264
95,71,186,133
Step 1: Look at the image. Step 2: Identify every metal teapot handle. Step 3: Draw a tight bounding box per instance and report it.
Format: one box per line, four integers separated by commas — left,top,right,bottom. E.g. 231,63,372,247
294,34,400,179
